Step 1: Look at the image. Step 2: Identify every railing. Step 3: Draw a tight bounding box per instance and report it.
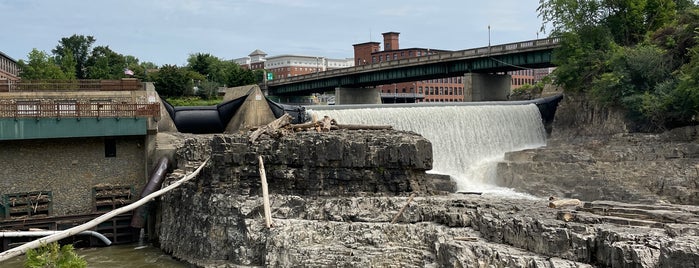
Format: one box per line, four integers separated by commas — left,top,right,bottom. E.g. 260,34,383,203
0,99,160,118
0,79,143,92
380,93,425,98
270,37,560,86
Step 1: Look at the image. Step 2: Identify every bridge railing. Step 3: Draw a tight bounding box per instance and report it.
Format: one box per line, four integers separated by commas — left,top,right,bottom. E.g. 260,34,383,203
270,37,560,86
0,79,143,92
0,99,160,118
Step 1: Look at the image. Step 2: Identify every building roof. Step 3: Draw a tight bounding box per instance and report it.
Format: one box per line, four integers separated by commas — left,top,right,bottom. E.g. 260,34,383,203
352,41,381,47
0,51,18,64
248,49,267,57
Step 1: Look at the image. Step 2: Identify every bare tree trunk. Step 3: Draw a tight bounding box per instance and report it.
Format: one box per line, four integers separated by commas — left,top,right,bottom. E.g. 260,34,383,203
249,114,293,143
0,159,209,263
548,199,582,208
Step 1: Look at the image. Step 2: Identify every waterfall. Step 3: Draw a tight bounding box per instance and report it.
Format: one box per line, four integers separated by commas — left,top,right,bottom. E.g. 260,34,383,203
312,104,547,194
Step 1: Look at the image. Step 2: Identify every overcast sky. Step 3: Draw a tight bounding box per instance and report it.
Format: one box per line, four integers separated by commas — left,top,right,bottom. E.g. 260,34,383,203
1,0,545,66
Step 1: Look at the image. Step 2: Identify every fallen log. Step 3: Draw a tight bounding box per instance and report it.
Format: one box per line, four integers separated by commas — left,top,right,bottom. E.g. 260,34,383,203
0,159,209,263
258,156,273,228
334,124,393,130
548,198,582,209
249,114,293,143
454,237,478,242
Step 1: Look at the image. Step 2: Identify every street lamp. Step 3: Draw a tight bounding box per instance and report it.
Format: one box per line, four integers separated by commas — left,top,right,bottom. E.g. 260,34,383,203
487,25,493,57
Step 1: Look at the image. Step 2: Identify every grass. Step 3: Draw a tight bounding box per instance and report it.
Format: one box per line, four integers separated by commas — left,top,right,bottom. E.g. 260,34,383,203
165,96,224,106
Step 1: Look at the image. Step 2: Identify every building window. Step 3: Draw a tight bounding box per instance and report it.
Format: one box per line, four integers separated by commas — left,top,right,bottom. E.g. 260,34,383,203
372,56,376,63
400,51,405,58
105,138,116,157
417,51,422,56
386,55,390,61
393,53,397,60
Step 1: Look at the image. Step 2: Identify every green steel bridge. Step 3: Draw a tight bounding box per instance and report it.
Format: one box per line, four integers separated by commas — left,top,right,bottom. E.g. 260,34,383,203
267,38,559,95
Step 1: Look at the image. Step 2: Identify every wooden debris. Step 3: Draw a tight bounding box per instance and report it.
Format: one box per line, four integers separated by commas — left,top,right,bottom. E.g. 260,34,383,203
454,237,478,242
334,123,392,130
250,113,395,142
391,193,417,224
258,156,273,228
456,191,483,195
548,198,582,209
249,114,293,143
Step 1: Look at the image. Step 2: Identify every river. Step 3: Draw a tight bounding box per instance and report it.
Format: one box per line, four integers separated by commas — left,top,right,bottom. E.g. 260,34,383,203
3,242,188,267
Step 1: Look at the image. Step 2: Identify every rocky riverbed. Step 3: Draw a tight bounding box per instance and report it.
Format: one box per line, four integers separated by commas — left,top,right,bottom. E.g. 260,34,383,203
155,120,699,267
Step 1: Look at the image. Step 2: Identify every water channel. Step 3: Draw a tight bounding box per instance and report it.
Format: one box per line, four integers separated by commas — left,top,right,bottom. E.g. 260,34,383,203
3,242,188,267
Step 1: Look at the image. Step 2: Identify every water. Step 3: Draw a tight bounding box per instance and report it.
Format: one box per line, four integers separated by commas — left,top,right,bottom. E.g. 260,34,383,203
313,104,547,196
3,243,189,268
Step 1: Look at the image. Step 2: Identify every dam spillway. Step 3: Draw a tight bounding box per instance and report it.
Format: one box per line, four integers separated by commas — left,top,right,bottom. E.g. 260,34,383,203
310,103,547,193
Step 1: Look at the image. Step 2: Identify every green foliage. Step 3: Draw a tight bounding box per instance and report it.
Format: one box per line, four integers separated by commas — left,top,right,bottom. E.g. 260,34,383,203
151,65,196,97
86,46,127,79
18,49,72,80
52,35,96,79
165,96,224,106
195,80,222,100
25,242,87,268
539,0,699,130
185,53,260,87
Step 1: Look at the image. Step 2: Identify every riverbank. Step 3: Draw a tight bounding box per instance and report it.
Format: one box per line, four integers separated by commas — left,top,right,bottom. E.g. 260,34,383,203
154,120,698,267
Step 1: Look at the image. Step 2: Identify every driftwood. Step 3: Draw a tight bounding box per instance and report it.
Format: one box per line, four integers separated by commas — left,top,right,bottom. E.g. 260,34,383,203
251,113,395,141
0,159,210,263
548,198,582,208
258,156,273,228
454,237,479,242
334,123,392,130
391,193,417,224
249,114,293,143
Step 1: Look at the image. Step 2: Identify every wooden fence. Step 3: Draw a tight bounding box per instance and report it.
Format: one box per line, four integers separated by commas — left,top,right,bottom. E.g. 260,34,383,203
0,79,143,92
0,100,160,118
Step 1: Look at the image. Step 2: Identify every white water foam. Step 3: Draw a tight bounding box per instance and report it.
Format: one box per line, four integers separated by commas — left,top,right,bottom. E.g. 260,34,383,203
312,104,546,197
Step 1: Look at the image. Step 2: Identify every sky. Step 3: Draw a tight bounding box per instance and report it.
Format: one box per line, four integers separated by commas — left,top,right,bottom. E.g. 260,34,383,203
1,0,545,66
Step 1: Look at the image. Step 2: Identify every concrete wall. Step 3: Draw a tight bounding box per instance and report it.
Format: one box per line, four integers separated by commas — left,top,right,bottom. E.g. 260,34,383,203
0,136,146,217
464,73,512,101
335,87,381,105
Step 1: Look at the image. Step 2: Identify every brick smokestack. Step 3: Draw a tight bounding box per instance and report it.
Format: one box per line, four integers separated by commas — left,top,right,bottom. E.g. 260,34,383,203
382,32,400,51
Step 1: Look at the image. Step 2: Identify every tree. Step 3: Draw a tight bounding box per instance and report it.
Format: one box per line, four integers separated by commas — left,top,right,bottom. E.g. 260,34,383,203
53,35,96,79
152,65,196,97
86,46,127,79
18,49,71,80
538,0,699,130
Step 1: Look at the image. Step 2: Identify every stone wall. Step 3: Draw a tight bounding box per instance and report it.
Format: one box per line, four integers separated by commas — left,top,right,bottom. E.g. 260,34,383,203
0,136,146,216
171,130,435,196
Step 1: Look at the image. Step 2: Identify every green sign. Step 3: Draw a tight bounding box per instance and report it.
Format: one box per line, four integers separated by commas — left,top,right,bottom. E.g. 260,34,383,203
267,72,274,81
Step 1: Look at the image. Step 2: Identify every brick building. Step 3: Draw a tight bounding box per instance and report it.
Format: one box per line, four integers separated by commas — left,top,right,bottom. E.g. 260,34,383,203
0,51,20,92
234,50,353,80
353,32,465,103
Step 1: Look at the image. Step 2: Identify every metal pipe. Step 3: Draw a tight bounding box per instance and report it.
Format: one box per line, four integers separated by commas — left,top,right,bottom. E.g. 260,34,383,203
130,156,169,228
0,231,112,246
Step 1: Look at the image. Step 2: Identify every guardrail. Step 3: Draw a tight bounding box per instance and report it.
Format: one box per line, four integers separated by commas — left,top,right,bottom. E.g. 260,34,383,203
0,79,143,92
380,93,425,98
270,37,560,86
0,100,160,118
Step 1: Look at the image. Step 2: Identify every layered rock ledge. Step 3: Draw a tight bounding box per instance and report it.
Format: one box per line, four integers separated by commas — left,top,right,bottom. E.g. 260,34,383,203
156,130,699,267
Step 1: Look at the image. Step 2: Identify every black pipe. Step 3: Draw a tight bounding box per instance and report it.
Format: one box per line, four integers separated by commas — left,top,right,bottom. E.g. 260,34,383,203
130,157,169,228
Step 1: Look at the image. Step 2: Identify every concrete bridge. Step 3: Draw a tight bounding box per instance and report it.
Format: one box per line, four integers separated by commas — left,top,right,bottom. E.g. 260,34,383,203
267,38,559,104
